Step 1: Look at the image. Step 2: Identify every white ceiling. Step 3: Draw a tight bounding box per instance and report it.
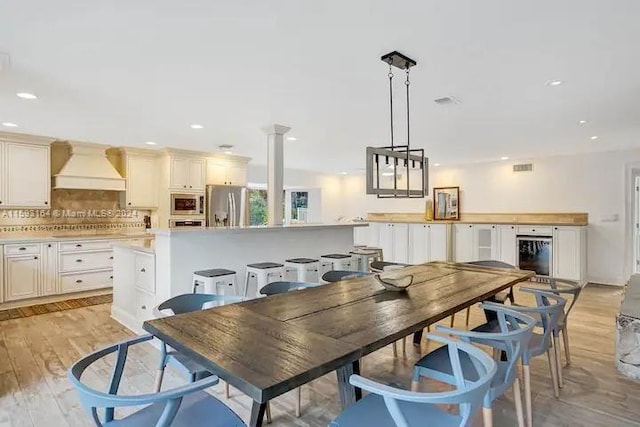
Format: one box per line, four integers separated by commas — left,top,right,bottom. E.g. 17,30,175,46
1,0,639,174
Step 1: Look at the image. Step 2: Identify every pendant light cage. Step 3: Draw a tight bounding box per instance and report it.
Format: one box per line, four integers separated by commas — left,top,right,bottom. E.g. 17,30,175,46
366,51,428,198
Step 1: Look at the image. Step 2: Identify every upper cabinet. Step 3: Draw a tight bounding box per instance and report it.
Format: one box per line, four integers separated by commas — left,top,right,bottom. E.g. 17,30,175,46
0,138,51,208
206,157,249,186
125,154,159,208
170,157,205,191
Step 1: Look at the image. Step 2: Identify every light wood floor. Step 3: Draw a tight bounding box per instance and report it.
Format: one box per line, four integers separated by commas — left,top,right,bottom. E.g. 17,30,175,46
0,284,638,427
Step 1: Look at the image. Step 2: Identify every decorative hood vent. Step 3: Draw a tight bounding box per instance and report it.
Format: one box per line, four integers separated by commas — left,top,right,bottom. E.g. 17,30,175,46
53,142,125,191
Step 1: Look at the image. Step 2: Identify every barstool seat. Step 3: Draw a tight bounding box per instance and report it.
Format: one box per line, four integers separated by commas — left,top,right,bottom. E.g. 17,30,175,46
286,257,318,264
321,253,352,259
193,269,237,295
247,262,284,269
245,262,285,297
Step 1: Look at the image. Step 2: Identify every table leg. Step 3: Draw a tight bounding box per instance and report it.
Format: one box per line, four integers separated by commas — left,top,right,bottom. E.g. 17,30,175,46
336,362,356,408
249,401,267,427
352,360,362,400
413,329,423,345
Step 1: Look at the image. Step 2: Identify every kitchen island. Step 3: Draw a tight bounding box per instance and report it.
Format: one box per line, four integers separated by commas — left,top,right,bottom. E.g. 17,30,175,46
111,223,367,332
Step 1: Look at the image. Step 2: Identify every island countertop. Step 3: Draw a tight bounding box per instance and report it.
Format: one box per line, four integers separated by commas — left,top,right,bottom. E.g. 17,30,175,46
151,222,367,236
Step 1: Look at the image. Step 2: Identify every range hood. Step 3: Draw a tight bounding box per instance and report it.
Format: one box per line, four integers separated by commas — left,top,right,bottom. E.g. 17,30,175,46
53,142,125,191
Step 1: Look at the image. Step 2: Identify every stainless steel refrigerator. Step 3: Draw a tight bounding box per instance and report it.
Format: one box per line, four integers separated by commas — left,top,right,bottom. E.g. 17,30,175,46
206,185,248,227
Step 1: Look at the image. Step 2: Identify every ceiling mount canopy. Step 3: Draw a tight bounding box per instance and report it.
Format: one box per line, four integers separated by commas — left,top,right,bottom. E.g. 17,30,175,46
366,51,428,198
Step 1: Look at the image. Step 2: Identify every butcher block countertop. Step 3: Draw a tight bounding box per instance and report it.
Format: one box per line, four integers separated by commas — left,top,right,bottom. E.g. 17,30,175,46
366,212,588,226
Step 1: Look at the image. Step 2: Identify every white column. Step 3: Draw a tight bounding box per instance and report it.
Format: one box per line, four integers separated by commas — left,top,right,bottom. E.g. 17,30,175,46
262,124,290,226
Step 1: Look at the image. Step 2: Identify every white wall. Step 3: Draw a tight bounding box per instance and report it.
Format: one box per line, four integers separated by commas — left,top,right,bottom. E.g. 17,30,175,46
341,148,640,286
247,164,344,224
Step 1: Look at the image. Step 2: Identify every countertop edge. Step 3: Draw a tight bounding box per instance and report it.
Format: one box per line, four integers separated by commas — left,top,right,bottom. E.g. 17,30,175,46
151,223,368,236
0,233,154,245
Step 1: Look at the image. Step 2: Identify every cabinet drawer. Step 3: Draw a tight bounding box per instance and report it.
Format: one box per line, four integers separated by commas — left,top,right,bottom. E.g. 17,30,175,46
516,226,553,236
135,252,155,293
59,250,113,272
60,270,113,293
59,240,113,252
136,290,156,323
4,244,40,256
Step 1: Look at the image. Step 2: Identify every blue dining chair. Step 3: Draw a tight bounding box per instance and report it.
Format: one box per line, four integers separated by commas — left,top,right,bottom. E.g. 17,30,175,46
412,305,536,427
153,294,245,395
329,334,497,427
451,260,518,328
67,334,245,427
321,270,372,283
259,280,318,296
259,280,318,418
521,278,582,387
476,288,566,427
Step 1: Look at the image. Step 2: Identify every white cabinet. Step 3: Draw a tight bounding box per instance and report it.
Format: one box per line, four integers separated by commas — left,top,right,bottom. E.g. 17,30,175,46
206,159,248,186
1,142,50,208
497,225,517,266
409,223,450,264
58,239,116,294
473,224,499,261
124,155,158,208
170,157,205,191
4,253,41,301
0,245,3,303
553,226,586,282
378,223,409,263
454,224,475,262
42,243,58,295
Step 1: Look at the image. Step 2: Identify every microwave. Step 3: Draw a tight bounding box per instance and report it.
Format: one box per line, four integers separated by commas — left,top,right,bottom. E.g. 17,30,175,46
170,193,204,216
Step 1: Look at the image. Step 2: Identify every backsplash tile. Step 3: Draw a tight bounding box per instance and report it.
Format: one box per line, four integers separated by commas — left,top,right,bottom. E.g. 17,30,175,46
0,189,149,234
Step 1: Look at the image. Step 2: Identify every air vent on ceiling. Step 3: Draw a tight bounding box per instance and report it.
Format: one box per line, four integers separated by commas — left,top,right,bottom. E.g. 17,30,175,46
0,52,10,73
434,96,460,105
513,163,533,172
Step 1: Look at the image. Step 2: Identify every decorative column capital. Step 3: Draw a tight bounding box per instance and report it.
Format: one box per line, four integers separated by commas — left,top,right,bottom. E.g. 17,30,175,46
262,124,291,136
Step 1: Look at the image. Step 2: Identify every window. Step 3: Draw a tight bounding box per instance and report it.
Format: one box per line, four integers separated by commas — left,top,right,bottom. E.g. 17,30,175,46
290,191,309,222
248,189,268,226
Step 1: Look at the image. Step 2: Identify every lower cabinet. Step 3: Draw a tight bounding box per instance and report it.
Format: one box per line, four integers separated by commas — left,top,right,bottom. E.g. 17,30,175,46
497,225,517,266
59,270,113,293
409,224,450,264
378,223,409,263
42,243,58,295
5,253,41,301
552,226,586,282
454,224,475,262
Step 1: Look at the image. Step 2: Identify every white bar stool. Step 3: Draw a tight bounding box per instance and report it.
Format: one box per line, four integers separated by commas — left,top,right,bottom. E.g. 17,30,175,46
350,248,382,272
320,254,354,274
192,269,238,295
285,258,320,282
244,262,285,297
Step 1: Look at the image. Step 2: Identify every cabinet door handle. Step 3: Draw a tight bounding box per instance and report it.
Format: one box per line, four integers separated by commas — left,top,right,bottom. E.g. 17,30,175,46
75,279,83,283
34,256,38,260
76,259,83,263
554,227,558,230
75,244,82,248
128,202,132,206
19,247,26,251
140,268,146,273
109,256,114,260
189,185,192,188
532,229,536,232
44,201,48,205
109,275,113,279
141,305,147,310
47,244,51,248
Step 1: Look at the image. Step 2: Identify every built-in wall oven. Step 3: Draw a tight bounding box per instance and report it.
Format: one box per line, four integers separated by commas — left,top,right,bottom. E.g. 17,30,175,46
517,229,553,277
169,219,205,228
170,193,204,216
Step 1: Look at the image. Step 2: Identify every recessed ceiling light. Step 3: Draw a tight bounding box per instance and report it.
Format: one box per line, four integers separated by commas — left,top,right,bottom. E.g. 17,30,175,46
190,124,203,129
590,136,599,140
2,122,18,127
546,80,563,86
500,156,510,160
16,92,37,99
224,151,233,155
286,137,297,141
433,163,441,167
579,120,588,124
145,141,157,145
340,172,348,175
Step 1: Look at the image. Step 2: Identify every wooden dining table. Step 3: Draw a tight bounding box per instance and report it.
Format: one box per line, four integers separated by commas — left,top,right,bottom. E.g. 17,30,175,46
143,261,534,426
